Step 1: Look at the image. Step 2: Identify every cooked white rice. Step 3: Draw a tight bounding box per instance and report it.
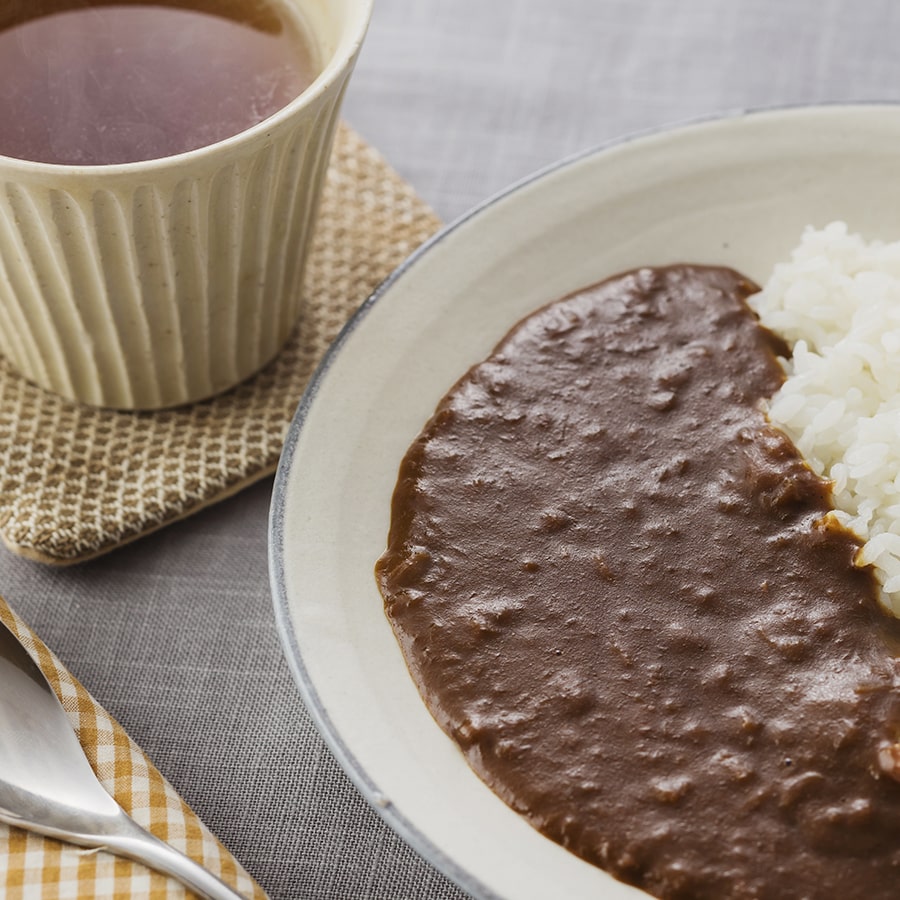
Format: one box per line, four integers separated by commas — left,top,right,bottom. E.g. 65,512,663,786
748,221,900,617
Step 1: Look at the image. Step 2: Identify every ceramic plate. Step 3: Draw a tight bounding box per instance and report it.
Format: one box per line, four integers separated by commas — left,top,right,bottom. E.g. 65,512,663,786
269,104,900,899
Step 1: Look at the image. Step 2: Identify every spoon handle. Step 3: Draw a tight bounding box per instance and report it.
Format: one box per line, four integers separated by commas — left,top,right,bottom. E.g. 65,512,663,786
101,812,250,900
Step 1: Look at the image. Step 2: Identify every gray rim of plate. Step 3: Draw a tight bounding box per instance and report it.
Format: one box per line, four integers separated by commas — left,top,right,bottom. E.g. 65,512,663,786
267,100,897,900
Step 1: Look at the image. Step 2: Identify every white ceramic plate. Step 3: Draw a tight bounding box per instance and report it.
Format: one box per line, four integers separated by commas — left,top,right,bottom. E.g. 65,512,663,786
269,104,900,899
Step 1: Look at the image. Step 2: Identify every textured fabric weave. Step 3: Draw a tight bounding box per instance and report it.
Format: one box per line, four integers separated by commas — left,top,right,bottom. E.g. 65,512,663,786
0,124,441,564
0,597,267,899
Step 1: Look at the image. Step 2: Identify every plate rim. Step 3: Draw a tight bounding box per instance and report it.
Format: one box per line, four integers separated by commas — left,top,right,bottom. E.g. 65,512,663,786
267,99,900,898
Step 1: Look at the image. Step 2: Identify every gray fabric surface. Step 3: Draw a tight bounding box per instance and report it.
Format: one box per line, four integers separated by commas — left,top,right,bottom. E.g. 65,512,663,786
3,0,897,897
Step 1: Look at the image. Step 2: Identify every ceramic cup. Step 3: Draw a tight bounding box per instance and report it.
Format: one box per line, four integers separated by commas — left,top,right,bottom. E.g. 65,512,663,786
0,0,373,409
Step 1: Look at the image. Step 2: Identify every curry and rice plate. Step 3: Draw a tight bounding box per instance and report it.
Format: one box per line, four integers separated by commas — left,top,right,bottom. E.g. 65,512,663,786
376,226,900,899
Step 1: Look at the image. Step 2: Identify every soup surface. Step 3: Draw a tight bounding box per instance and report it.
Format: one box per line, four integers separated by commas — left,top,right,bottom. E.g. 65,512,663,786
0,1,319,165
376,265,900,899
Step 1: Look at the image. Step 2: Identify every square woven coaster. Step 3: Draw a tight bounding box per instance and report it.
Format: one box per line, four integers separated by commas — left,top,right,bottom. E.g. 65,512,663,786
0,124,442,564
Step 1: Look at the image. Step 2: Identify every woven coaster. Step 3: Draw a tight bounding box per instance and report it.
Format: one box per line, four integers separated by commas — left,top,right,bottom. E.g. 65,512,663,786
0,598,267,899
0,124,442,564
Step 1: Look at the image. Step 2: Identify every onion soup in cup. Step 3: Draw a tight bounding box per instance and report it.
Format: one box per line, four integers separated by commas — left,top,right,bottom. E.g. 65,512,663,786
0,0,373,409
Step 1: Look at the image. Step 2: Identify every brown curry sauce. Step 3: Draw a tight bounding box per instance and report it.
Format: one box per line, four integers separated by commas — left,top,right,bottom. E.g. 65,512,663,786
376,266,900,899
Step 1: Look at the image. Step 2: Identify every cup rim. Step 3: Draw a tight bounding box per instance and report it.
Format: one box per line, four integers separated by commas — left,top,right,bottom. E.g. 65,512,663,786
0,0,375,176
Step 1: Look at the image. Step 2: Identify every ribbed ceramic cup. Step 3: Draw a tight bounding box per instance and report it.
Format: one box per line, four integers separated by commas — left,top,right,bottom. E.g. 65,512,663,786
0,0,372,409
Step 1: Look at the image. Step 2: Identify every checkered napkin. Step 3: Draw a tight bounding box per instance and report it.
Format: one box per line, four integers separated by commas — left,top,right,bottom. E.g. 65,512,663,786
0,599,267,899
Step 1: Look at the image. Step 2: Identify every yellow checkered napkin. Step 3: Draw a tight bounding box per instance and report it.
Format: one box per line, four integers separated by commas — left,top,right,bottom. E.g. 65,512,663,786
0,599,267,900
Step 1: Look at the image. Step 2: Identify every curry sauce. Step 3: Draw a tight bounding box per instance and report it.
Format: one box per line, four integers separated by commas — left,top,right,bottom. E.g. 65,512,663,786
377,265,900,899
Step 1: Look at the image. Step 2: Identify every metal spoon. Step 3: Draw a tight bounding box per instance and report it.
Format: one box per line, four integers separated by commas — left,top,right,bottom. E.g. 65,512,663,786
0,619,248,900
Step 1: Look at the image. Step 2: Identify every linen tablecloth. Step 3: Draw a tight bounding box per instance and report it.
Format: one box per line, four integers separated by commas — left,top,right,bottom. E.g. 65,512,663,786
4,1,900,897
